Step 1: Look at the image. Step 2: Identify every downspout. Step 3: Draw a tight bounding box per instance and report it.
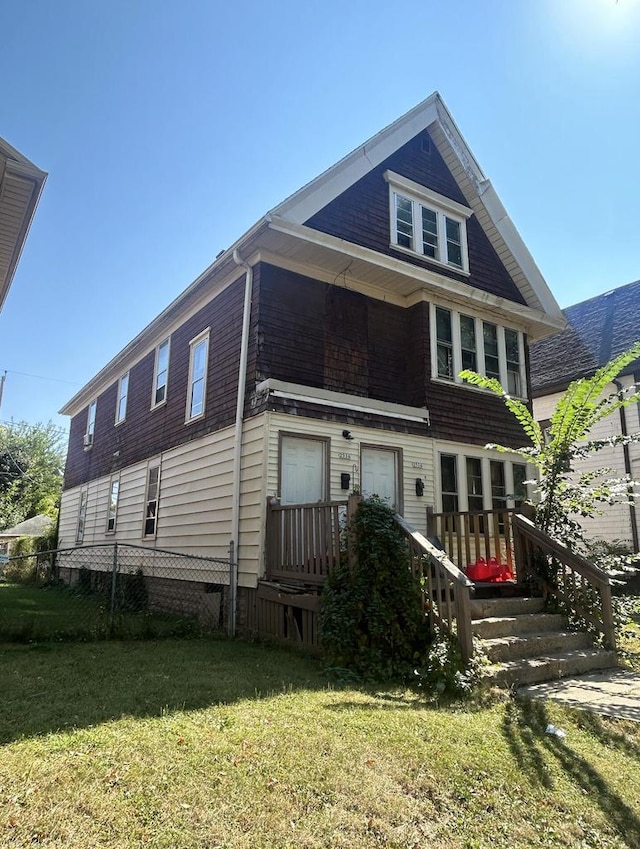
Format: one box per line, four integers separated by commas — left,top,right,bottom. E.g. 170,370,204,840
613,378,639,553
229,249,254,636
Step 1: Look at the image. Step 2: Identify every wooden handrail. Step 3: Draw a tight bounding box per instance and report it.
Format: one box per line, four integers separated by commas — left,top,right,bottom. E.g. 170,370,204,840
512,513,616,650
393,513,474,665
427,507,516,575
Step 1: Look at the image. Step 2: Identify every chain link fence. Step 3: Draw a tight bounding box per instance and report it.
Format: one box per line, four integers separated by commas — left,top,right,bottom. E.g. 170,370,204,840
0,543,232,642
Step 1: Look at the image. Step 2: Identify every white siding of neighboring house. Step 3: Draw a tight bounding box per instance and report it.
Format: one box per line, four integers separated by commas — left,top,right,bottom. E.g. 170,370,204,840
533,376,639,548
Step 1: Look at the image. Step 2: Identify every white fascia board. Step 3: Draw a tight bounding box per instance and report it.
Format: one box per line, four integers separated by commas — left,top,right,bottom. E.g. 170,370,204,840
267,217,566,337
257,378,430,423
477,180,564,322
271,93,442,225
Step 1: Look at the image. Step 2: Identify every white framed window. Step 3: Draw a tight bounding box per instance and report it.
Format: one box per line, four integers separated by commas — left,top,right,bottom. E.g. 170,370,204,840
84,400,97,449
106,476,120,533
384,170,472,272
438,450,529,513
186,329,209,422
152,338,170,408
143,463,160,538
76,489,87,544
115,372,129,424
430,304,527,398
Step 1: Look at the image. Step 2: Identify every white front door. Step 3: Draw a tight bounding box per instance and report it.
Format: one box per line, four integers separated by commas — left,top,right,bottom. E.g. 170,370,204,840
280,436,326,505
361,447,398,508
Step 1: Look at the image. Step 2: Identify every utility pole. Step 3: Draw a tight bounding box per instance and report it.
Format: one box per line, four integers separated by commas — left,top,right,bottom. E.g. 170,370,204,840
0,371,6,415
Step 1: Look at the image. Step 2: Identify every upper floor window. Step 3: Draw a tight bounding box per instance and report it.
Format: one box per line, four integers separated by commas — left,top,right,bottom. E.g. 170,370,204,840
432,304,527,398
384,170,472,273
115,372,129,424
84,400,97,449
186,330,209,422
152,338,170,408
106,476,120,533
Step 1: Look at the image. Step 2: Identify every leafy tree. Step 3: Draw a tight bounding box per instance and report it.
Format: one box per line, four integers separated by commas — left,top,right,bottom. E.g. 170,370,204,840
460,340,640,553
0,421,65,529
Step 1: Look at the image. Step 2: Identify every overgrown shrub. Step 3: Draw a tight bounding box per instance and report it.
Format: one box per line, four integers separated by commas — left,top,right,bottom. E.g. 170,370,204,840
2,556,36,585
119,568,148,613
414,628,480,698
319,496,430,682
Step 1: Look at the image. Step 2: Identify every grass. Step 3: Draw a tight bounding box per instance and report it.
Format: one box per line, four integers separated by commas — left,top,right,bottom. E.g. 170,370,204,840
2,636,640,848
0,581,199,641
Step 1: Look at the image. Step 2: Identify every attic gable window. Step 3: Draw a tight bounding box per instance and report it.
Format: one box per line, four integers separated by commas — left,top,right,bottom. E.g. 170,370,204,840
431,304,527,399
384,170,472,273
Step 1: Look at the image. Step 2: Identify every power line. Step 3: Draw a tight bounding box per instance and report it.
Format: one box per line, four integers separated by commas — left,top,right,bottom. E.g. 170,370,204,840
0,368,80,387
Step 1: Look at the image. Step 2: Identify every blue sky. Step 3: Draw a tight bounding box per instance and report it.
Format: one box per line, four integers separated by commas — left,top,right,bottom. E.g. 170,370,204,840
1,0,640,435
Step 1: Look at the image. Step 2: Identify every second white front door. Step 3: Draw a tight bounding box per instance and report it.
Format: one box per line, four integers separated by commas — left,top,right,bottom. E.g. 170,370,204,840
361,447,399,509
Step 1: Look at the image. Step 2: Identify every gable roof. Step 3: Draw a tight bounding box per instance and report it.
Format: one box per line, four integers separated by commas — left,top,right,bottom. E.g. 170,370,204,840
271,92,563,324
0,513,54,538
530,279,640,395
61,93,565,417
0,137,47,312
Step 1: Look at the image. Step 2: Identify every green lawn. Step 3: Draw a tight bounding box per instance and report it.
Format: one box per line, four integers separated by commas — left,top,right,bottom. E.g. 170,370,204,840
1,636,640,848
0,581,198,641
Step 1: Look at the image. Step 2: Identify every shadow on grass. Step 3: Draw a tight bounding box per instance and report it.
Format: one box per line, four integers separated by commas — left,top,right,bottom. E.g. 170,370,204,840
503,698,640,847
0,637,330,745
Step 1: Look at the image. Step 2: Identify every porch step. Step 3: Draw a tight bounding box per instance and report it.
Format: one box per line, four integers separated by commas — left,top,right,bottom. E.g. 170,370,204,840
481,630,593,663
470,596,544,619
473,612,568,640
486,649,618,688
471,594,618,687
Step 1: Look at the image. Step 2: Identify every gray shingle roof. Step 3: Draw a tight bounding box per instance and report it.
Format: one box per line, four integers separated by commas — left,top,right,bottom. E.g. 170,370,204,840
530,279,640,395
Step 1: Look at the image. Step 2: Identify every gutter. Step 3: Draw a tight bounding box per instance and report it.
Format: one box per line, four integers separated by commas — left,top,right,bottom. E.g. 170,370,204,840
229,249,254,636
613,378,639,553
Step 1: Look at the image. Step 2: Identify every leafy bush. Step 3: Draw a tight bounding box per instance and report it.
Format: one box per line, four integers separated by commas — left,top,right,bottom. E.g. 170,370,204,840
2,556,36,585
414,628,480,698
319,496,429,682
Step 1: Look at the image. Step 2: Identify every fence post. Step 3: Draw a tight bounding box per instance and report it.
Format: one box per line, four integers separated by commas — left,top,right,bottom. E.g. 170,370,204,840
346,494,361,573
109,543,119,633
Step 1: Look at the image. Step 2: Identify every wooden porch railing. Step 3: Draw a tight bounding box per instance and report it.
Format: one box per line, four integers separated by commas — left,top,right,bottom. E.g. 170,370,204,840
427,507,516,575
512,513,617,650
265,500,348,585
394,513,475,665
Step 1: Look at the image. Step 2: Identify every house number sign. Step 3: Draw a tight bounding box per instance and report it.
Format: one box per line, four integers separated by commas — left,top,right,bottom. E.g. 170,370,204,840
411,461,424,469
338,452,352,460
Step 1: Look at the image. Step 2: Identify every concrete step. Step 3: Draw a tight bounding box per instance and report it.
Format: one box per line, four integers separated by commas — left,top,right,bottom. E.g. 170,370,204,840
470,596,545,620
472,612,565,639
485,648,618,688
481,630,593,663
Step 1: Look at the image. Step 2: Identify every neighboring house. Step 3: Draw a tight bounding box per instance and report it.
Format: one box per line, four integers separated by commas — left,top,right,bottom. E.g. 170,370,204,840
57,92,565,630
530,279,640,552
0,514,54,555
0,137,47,312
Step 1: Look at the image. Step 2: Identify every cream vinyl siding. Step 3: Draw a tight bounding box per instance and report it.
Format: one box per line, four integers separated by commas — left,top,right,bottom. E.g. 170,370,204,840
533,379,636,547
265,412,435,532
58,418,268,586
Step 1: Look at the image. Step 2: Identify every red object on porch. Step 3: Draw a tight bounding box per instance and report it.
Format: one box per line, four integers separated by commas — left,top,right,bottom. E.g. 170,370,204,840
466,556,514,583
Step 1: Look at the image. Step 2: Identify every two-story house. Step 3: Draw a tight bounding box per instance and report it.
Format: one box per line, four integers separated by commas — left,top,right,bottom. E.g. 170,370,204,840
530,279,640,553
58,93,565,633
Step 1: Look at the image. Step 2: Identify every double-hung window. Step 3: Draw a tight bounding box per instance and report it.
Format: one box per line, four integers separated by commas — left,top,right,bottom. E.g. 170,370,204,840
106,476,120,533
186,330,209,422
152,338,170,408
116,372,129,424
431,305,527,398
385,171,472,272
143,463,160,537
84,400,97,448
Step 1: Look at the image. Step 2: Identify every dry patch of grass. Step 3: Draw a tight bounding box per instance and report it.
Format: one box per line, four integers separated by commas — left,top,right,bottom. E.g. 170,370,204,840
1,639,640,848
